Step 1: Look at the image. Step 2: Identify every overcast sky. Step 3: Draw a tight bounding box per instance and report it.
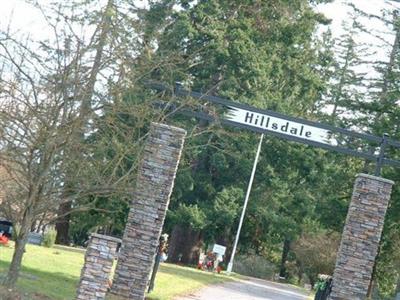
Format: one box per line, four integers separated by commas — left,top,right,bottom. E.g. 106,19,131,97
1,0,399,68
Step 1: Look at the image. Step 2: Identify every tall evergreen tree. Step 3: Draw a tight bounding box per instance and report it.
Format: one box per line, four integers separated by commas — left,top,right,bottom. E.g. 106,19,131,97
139,0,341,268
367,10,400,298
335,4,400,297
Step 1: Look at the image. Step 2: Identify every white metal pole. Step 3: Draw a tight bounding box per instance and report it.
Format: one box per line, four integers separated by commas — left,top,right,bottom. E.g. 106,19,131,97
227,133,264,274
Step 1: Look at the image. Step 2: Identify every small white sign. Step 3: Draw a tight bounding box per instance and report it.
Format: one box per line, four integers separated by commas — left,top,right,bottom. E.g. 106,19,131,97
225,107,333,145
212,244,226,256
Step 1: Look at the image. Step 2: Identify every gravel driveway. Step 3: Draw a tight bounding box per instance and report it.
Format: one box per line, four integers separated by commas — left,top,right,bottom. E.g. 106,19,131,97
175,277,310,300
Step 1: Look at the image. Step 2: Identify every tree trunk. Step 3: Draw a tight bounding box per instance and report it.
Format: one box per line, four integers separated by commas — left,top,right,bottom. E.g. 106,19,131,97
30,220,36,232
279,238,291,278
35,212,46,233
167,225,186,263
215,230,232,266
167,224,203,265
297,270,303,285
181,229,203,265
3,212,33,288
55,201,71,245
371,280,380,300
310,276,315,290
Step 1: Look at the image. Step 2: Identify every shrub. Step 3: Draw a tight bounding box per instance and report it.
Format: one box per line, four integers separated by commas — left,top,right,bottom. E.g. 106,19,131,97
42,228,57,248
292,231,340,287
233,254,277,280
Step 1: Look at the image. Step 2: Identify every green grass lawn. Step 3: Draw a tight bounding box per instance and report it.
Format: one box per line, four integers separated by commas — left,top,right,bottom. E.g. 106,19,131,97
0,243,234,300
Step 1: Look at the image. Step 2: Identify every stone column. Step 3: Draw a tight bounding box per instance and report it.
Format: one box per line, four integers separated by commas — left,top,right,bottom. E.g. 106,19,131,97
110,123,186,300
76,234,121,300
329,173,394,300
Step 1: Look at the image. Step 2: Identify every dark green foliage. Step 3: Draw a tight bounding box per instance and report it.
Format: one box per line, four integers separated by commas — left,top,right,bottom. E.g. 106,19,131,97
69,196,130,245
169,204,207,231
145,0,354,266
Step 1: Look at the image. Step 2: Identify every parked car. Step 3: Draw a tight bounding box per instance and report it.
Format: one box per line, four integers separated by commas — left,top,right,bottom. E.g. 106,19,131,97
0,220,13,245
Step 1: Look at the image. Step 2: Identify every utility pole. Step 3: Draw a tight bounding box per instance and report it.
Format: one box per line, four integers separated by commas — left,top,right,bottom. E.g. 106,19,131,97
227,133,264,274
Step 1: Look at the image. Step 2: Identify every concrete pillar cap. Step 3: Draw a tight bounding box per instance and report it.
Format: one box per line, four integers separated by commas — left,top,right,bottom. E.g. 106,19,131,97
356,173,395,185
90,233,122,244
151,122,187,135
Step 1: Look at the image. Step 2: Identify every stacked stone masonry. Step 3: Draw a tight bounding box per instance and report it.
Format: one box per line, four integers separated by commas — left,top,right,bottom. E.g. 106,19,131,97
110,123,186,300
76,234,121,300
329,173,394,300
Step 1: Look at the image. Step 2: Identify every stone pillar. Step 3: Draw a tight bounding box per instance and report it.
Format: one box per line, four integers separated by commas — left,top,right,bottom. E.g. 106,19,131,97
329,173,394,300
110,123,186,300
76,234,121,300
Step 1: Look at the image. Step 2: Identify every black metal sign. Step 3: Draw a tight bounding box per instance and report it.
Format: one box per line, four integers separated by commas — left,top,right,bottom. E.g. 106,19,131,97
149,82,400,176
